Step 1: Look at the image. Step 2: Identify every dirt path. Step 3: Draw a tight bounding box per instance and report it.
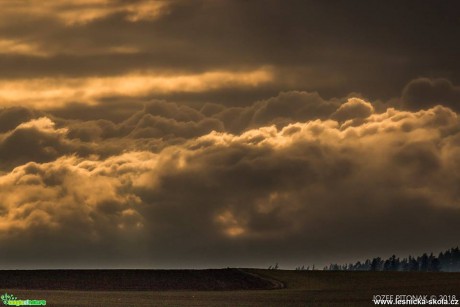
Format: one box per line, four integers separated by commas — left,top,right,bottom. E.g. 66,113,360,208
238,269,285,290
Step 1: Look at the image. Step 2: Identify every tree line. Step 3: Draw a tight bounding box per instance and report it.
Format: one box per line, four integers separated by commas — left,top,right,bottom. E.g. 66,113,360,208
323,246,460,272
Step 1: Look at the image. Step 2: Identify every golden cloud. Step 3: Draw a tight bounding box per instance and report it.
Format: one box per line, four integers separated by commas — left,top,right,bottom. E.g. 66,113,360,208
0,0,170,26
0,68,274,108
1,98,460,265
0,39,49,57
0,152,153,236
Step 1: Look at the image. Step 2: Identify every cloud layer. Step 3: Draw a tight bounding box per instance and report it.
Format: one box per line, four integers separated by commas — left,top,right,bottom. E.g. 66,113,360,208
1,1,460,268
1,0,459,105
1,85,460,268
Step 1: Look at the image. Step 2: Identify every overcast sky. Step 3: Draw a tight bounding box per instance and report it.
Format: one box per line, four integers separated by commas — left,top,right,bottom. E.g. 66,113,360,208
1,0,460,269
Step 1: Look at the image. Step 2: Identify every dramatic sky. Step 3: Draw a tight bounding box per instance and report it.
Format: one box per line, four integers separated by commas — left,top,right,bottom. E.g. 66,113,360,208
1,0,460,269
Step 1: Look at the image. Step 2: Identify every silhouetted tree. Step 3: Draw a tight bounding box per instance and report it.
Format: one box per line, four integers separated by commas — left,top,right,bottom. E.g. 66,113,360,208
400,258,409,271
430,257,440,272
408,256,419,271
324,245,460,272
420,253,429,271
370,257,382,271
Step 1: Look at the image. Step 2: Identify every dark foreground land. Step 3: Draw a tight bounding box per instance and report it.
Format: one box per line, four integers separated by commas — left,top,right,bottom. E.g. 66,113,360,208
1,269,459,306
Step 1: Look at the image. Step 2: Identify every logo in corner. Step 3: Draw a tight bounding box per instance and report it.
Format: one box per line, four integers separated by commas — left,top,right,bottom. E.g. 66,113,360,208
1,293,46,306
1,294,17,305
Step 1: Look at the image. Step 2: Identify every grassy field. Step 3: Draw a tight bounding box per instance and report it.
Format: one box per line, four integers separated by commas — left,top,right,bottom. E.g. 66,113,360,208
1,270,460,306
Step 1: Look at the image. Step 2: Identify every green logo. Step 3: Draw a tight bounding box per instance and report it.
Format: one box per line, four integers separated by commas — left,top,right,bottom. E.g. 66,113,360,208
1,293,46,306
1,294,16,305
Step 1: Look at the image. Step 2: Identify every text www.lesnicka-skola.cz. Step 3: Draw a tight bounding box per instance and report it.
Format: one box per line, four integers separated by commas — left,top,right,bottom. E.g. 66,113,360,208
373,295,459,305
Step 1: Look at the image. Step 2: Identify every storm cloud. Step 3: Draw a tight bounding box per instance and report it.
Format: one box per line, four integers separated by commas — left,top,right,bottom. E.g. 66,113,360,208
1,0,460,268
402,78,460,112
2,90,460,267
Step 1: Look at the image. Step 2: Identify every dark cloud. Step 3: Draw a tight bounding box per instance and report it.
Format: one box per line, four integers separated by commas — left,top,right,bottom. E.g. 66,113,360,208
1,98,460,267
1,1,459,101
65,119,118,142
46,100,145,122
1,1,460,269
0,117,90,169
331,98,374,122
402,78,460,112
45,92,347,139
251,91,338,126
213,91,340,133
0,107,40,133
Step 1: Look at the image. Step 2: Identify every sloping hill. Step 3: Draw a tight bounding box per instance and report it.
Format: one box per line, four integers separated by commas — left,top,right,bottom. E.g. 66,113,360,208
0,269,281,291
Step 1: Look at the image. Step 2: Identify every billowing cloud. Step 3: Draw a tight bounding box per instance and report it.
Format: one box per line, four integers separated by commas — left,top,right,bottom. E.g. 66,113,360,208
2,94,460,267
332,98,374,121
0,106,41,133
212,91,341,134
402,78,460,112
1,1,460,269
0,117,86,170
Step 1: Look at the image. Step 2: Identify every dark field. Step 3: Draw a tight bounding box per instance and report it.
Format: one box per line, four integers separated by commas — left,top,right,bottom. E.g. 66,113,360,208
1,269,459,306
0,269,280,291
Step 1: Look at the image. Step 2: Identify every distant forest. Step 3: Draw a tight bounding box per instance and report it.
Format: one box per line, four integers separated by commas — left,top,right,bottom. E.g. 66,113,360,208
323,246,460,272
